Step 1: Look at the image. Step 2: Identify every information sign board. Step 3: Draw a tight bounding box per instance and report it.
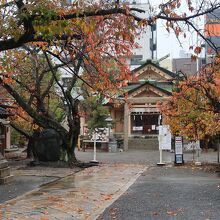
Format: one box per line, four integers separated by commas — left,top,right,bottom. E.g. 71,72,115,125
175,154,183,164
175,136,183,154
158,125,171,150
175,136,184,164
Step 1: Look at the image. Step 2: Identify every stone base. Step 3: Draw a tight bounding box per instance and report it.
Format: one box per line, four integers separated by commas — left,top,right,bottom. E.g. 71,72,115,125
128,138,159,150
90,160,99,164
157,162,166,166
195,161,202,166
0,158,12,185
0,159,8,169
0,175,13,184
0,167,10,178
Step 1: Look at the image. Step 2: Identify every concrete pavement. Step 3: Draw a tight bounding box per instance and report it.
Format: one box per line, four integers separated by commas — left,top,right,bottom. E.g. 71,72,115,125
99,165,220,220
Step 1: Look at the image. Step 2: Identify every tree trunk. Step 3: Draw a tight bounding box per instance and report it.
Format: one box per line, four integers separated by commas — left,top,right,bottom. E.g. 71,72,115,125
67,115,80,164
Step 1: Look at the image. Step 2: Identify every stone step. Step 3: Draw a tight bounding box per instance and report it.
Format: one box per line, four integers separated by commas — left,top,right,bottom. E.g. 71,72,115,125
0,159,9,169
0,167,10,178
0,175,13,185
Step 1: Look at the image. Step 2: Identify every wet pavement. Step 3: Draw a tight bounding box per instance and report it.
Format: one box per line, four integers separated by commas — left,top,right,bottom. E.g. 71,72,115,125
76,149,220,165
0,164,146,220
0,175,55,203
0,162,82,204
0,149,219,219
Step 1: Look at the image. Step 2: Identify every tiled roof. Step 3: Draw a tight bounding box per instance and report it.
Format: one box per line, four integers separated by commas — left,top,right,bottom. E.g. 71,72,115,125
132,59,176,79
127,81,172,96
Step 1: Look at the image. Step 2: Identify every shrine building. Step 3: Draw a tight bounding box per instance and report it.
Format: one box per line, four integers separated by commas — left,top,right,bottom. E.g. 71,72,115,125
109,60,176,150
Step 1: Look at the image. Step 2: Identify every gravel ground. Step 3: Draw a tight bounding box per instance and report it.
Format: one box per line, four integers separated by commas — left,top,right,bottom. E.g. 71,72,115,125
98,165,220,220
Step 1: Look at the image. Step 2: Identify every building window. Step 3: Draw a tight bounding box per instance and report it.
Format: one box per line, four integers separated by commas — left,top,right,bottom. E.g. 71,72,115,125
183,64,191,72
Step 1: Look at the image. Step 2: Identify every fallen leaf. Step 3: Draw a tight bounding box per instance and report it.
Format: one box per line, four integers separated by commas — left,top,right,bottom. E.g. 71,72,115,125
40,217,49,220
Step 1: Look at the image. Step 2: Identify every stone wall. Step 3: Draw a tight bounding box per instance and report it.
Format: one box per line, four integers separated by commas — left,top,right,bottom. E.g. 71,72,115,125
128,137,159,150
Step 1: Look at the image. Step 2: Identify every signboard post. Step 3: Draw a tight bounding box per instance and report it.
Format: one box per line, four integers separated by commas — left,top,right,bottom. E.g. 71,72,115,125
90,131,99,164
157,125,172,166
174,136,184,165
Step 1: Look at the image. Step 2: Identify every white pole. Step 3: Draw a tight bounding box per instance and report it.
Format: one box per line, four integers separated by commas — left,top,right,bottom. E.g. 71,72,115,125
93,132,97,161
157,128,165,166
159,148,162,163
90,131,99,164
195,140,201,165
157,147,165,166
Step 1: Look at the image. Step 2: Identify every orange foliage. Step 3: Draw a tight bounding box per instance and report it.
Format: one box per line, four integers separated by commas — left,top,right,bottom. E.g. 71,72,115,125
160,56,220,140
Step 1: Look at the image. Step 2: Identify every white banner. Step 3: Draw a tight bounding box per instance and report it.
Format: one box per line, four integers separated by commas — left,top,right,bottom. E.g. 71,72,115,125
158,125,172,150
133,126,143,131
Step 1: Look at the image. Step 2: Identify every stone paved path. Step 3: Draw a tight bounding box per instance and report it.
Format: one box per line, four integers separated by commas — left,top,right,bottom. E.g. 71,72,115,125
0,164,147,220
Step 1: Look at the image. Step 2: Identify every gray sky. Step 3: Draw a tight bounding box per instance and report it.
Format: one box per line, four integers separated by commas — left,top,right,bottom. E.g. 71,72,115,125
142,0,205,59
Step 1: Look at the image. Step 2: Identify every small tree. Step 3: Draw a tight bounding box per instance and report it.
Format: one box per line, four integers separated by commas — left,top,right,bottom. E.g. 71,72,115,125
82,96,109,130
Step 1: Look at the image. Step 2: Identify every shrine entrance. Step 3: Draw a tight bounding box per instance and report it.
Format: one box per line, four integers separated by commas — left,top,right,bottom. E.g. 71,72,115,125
130,112,160,135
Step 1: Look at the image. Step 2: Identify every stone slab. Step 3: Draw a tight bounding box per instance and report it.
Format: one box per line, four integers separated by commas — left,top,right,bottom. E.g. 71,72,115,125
0,164,146,219
0,175,13,184
0,167,10,178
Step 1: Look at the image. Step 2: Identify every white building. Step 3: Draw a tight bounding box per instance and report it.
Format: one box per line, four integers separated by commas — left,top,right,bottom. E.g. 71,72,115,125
65,0,157,69
123,0,157,69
